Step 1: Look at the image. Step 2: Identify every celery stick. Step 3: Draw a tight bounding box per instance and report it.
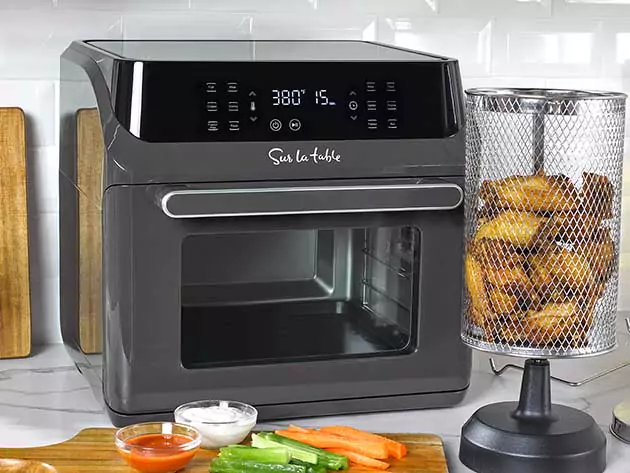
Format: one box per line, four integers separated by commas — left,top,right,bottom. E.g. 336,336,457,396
219,446,290,464
256,433,348,470
210,458,306,473
291,458,327,473
251,433,318,465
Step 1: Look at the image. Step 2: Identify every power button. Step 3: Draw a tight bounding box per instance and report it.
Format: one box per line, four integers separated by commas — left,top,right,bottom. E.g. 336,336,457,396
269,119,282,132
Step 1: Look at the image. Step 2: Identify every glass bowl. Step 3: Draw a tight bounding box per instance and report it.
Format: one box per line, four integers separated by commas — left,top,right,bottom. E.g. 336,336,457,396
174,400,258,449
114,422,201,473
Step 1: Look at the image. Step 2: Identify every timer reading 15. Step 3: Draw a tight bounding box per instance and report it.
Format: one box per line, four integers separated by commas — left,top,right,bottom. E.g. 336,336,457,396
272,89,335,107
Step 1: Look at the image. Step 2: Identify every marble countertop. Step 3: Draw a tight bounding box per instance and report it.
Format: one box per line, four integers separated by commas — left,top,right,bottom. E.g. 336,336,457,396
1,321,630,472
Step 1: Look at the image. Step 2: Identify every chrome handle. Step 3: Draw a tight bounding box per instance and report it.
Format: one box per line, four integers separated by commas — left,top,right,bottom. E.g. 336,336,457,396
160,183,463,219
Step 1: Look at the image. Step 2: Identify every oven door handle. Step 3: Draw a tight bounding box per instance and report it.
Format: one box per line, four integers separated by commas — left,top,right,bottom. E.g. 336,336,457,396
159,183,463,219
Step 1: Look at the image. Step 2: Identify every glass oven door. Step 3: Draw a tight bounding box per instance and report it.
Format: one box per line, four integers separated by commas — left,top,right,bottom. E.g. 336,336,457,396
180,225,419,368
102,178,468,416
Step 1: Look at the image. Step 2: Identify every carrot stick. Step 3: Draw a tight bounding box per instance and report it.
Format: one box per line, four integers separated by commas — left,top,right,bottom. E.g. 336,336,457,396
287,425,312,433
320,426,407,460
325,449,390,470
274,430,389,460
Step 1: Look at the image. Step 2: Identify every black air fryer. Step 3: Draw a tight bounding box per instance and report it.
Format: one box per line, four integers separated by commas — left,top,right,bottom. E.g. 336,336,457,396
59,40,471,426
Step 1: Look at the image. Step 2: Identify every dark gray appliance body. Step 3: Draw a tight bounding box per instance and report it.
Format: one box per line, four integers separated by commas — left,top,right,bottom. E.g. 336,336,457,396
59,40,471,426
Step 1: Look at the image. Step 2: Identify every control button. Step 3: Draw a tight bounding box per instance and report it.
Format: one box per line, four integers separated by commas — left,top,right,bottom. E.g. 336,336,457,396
206,101,218,112
366,81,376,93
228,101,239,112
250,101,256,112
270,119,282,131
386,81,396,92
207,120,219,132
367,100,377,111
387,118,398,129
248,91,257,97
289,118,302,132
387,100,398,111
206,82,217,93
349,100,359,111
368,118,378,130
349,90,357,96
229,120,240,131
350,115,358,121
227,82,239,93
250,116,259,122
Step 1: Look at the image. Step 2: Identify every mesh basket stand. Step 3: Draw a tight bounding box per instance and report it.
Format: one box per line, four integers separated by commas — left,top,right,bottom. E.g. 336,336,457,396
489,316,630,386
459,88,627,473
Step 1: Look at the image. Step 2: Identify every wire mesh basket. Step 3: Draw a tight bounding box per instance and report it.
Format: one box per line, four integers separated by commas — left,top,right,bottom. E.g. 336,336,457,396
462,88,627,358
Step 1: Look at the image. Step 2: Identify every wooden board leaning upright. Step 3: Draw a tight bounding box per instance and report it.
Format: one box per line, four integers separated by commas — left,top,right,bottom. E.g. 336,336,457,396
76,108,103,354
0,108,31,358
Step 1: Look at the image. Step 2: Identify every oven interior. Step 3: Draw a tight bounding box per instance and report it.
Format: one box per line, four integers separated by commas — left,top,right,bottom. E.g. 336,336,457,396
181,225,420,368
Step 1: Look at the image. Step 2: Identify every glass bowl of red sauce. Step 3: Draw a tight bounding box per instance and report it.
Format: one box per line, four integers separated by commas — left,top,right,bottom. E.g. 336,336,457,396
114,422,202,473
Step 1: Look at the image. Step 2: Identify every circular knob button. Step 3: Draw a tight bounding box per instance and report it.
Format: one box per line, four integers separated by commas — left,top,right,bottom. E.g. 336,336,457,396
269,119,282,131
289,118,302,131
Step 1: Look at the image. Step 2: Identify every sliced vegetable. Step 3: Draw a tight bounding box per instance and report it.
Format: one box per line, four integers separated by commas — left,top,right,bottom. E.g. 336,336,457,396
275,430,389,461
255,433,348,470
211,458,305,473
219,446,290,464
325,449,390,470
291,458,327,473
320,426,407,459
251,433,318,465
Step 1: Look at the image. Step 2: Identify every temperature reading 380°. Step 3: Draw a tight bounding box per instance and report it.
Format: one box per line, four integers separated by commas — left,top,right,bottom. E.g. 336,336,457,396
272,89,305,106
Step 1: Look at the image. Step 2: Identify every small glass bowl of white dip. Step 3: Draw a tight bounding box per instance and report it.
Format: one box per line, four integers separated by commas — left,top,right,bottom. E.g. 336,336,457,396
174,400,258,449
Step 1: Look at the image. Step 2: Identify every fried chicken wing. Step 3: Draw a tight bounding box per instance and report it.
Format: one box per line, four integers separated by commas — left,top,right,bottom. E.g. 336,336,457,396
488,287,521,316
475,211,546,249
473,238,525,269
582,172,613,220
575,229,615,284
465,253,491,321
528,244,594,298
485,322,527,345
541,211,601,243
480,173,580,213
525,302,590,348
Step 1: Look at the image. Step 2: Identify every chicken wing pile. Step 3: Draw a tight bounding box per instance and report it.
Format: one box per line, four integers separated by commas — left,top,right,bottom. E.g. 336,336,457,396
465,171,616,349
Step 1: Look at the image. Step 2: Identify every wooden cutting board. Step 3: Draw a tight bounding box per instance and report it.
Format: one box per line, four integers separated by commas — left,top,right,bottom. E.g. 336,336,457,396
0,429,449,473
0,108,30,359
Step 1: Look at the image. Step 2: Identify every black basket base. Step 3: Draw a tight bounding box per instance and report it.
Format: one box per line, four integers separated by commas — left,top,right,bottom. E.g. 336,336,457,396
459,359,606,473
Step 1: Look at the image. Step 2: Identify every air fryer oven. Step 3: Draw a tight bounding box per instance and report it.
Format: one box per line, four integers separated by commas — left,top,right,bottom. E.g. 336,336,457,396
59,40,471,426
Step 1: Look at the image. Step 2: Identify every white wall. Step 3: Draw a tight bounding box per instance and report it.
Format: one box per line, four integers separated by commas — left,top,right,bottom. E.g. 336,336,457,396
1,0,630,344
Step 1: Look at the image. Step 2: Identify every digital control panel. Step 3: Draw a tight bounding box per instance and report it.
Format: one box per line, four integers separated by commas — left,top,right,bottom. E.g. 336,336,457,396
137,62,458,142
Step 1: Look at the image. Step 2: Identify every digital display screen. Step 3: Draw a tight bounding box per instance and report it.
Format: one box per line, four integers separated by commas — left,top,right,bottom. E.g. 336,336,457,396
138,61,458,142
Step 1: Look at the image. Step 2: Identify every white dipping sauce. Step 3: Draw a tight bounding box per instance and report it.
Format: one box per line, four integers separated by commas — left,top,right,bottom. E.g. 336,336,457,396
175,402,256,449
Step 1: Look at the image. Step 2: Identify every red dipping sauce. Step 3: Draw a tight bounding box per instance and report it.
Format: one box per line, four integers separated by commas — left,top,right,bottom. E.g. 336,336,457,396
117,432,200,473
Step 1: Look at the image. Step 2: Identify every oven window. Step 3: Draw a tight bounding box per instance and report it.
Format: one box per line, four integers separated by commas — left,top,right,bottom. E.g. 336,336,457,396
180,226,419,368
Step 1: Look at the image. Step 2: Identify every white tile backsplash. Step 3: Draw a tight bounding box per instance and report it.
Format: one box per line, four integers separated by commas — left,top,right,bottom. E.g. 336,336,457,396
190,0,316,12
492,18,605,77
316,0,439,15
440,0,552,17
27,146,59,214
1,0,630,344
251,14,378,40
0,81,56,147
553,0,630,18
379,17,493,76
0,10,122,79
29,212,60,282
123,12,252,39
56,0,189,10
